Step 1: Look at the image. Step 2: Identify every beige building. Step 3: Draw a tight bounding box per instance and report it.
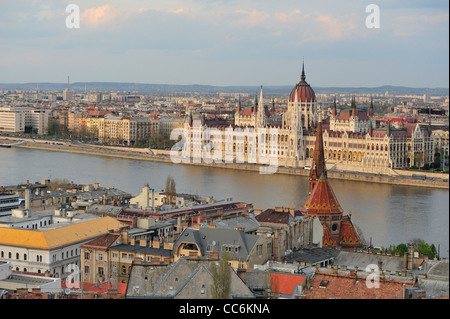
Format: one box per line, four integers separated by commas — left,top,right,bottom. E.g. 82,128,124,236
159,117,185,138
81,232,173,285
98,116,159,146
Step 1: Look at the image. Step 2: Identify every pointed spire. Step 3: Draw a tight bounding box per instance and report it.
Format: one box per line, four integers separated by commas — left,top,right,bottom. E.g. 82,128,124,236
301,58,306,83
236,95,241,113
309,120,327,194
332,96,337,117
253,93,258,113
369,95,374,116
351,95,357,117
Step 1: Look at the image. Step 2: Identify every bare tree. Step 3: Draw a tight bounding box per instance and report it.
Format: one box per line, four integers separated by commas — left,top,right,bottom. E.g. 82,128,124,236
165,175,176,205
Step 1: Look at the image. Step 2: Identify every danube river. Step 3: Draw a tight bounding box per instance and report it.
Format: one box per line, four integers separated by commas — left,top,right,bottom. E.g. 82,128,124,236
1,146,448,257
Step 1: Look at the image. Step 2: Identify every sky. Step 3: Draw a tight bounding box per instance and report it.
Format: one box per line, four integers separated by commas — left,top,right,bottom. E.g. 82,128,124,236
0,0,448,88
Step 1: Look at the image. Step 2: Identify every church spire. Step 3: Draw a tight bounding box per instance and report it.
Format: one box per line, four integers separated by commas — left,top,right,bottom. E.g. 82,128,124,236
309,119,327,194
332,95,337,117
300,58,306,83
369,95,374,117
351,95,357,117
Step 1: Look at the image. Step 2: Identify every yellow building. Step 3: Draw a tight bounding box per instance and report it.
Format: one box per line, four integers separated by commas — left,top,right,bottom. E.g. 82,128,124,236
0,216,124,279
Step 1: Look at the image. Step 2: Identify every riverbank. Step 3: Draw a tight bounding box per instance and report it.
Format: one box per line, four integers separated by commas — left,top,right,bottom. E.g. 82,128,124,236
3,137,449,189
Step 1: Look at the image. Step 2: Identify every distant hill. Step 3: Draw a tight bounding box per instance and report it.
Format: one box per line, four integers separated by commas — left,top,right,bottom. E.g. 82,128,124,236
0,82,448,96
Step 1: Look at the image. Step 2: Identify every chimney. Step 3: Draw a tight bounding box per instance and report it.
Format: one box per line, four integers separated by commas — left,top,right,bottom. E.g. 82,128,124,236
121,231,129,244
25,188,31,213
408,243,414,270
139,239,147,247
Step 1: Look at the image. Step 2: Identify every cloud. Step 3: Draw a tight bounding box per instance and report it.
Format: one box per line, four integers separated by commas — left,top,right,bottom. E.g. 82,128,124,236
274,9,301,23
314,13,358,41
233,9,270,27
81,4,121,28
169,8,186,14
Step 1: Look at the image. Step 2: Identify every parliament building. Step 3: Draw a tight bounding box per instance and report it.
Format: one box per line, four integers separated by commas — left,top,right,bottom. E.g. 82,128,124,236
180,63,435,174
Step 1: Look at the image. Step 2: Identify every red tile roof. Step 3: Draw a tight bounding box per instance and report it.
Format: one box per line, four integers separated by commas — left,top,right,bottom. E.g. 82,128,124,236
81,233,120,249
301,176,343,216
270,272,305,296
61,280,127,295
241,108,254,117
256,209,295,225
304,272,414,299
339,216,362,247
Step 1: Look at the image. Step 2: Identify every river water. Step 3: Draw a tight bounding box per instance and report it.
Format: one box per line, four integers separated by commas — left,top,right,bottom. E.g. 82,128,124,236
1,147,448,257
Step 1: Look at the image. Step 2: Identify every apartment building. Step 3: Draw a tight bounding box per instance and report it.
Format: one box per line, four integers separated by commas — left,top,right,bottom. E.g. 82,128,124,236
0,107,49,135
98,116,159,146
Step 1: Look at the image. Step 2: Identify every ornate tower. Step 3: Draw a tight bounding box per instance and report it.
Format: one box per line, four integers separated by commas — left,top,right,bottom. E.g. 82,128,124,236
308,117,326,194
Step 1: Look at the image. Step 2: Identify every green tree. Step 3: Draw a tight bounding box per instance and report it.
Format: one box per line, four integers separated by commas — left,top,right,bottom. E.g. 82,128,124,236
46,120,61,136
210,252,231,299
396,243,408,255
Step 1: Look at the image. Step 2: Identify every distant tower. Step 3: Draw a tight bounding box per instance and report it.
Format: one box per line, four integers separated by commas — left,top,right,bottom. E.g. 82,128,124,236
63,76,73,101
308,117,326,194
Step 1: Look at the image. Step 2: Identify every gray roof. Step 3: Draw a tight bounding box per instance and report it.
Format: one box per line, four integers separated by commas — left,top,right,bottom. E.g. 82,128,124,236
285,248,338,265
333,250,406,272
212,215,260,233
85,204,123,216
126,257,254,299
175,227,261,260
416,278,449,299
425,259,449,280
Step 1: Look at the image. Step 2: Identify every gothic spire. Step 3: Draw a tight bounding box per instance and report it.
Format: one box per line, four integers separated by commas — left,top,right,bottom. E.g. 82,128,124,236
351,95,357,117
301,59,306,83
369,95,374,116
332,95,337,117
309,119,327,194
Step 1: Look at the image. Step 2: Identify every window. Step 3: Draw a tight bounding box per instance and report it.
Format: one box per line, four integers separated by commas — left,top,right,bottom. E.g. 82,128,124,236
98,254,103,261
98,267,104,276
84,252,90,260
257,244,263,256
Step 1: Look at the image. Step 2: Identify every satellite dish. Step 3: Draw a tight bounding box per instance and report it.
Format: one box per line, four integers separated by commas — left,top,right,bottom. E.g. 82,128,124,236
65,288,71,295
212,241,216,246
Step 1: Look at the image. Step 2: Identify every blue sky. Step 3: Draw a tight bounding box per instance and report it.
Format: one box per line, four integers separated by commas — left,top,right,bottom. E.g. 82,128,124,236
0,0,448,87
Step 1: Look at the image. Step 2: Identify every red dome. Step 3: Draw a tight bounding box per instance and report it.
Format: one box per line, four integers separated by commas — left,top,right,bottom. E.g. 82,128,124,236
289,63,315,103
